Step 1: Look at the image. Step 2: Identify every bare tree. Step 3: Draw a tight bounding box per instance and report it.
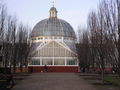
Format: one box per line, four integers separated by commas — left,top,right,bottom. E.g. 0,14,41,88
0,1,31,73
87,0,115,83
0,2,6,40
76,28,91,72
16,24,31,72
88,11,98,71
116,0,120,76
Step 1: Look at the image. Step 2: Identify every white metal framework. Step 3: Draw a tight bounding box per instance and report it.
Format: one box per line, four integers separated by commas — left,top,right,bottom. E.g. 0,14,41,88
29,6,78,66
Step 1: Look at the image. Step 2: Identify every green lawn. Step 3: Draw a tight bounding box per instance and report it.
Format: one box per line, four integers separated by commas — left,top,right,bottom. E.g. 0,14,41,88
104,76,120,86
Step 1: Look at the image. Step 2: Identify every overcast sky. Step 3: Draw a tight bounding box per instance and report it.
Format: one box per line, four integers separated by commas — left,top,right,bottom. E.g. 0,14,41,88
5,0,99,31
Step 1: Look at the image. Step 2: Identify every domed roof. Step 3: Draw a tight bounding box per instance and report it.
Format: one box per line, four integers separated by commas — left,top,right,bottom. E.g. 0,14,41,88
31,7,76,38
50,7,57,11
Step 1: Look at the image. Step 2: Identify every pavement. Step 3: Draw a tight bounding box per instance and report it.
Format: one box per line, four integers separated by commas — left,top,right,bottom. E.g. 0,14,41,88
12,73,97,90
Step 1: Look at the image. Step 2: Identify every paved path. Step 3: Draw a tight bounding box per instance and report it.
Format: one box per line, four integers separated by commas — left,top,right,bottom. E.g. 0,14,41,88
12,73,97,90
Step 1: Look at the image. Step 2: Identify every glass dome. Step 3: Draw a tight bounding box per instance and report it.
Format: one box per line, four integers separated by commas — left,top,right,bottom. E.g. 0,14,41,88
31,7,76,39
31,18,75,38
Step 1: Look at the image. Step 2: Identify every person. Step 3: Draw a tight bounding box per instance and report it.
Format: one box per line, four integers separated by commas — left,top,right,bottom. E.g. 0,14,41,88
44,64,48,72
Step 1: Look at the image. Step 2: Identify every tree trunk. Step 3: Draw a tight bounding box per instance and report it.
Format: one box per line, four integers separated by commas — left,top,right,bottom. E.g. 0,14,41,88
117,0,120,77
101,68,104,84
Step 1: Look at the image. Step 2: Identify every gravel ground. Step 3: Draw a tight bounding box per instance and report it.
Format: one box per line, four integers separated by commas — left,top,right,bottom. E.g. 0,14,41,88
12,73,97,90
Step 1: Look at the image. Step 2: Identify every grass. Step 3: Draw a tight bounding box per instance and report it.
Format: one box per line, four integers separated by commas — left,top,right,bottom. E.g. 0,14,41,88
79,73,120,90
104,76,120,86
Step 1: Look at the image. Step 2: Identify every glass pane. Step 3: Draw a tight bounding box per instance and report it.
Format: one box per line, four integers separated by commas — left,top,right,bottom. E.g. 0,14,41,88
42,59,52,65
67,59,77,65
54,59,65,65
31,59,40,65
